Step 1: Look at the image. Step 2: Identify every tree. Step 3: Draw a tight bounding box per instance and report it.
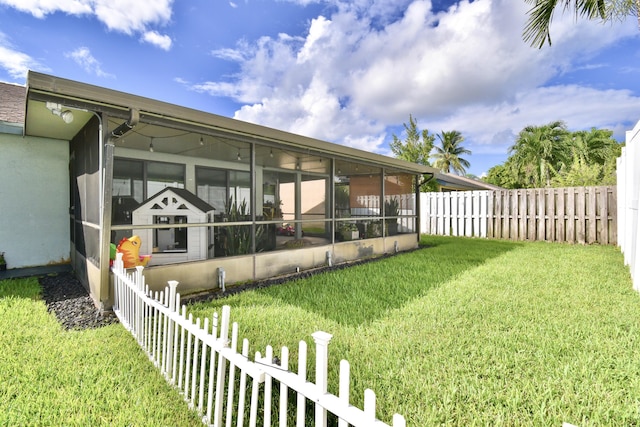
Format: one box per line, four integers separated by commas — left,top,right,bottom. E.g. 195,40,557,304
551,158,603,186
484,162,520,189
570,128,616,164
390,114,435,166
390,114,438,191
486,122,621,188
523,0,639,48
509,121,569,187
431,130,471,175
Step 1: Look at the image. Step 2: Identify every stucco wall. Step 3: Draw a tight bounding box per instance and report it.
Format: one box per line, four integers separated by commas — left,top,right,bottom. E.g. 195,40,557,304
0,134,69,268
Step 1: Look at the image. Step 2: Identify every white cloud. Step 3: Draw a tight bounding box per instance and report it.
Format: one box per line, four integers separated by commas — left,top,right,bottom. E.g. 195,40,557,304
0,0,91,19
141,31,172,50
0,0,174,48
188,0,639,170
93,0,173,35
0,32,48,79
430,85,640,155
192,81,243,99
65,47,114,78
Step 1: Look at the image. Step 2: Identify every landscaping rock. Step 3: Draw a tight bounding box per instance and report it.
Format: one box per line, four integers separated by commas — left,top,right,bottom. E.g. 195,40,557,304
40,272,118,330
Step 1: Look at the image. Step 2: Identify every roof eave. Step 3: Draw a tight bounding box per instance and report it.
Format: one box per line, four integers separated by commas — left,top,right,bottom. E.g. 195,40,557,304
26,71,435,175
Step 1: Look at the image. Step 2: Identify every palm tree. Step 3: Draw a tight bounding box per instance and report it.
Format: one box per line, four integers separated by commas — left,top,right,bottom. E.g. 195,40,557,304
390,114,435,166
523,0,639,48
431,131,471,175
569,128,615,165
509,121,569,187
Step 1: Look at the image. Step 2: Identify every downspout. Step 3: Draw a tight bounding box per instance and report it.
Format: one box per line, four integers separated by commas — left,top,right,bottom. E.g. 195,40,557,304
98,112,112,309
100,109,139,309
415,172,435,240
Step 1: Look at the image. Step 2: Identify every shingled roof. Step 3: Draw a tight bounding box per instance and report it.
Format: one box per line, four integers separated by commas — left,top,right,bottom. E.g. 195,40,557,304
0,81,26,124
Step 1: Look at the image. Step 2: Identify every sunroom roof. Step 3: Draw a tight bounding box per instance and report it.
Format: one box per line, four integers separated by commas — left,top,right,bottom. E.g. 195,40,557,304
25,71,435,175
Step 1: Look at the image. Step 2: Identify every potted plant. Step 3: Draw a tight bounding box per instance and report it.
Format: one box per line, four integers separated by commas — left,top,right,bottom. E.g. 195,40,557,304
384,198,400,236
366,220,384,238
0,252,6,271
338,222,359,241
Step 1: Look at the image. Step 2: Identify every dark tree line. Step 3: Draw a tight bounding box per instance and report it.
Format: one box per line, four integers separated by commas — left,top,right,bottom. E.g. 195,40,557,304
483,121,622,189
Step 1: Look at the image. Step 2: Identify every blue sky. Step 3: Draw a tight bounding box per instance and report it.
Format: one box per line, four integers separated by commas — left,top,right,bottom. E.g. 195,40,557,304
0,0,638,177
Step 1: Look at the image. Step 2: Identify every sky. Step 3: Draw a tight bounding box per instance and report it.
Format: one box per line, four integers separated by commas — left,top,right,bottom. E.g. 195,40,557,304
0,0,638,177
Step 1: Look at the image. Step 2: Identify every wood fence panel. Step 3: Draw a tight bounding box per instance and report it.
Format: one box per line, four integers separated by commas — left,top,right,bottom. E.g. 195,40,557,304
588,187,597,244
487,191,494,238
527,190,536,241
472,191,480,237
518,190,527,240
495,191,503,239
609,187,617,244
576,187,586,244
509,191,519,240
567,189,575,243
422,186,616,245
547,189,556,242
537,189,546,241
556,189,565,243
503,191,511,239
598,186,608,244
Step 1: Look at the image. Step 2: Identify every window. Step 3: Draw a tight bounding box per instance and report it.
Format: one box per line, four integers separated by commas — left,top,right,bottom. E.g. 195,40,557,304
112,159,143,225
112,159,185,225
153,215,187,253
196,167,251,214
147,162,185,197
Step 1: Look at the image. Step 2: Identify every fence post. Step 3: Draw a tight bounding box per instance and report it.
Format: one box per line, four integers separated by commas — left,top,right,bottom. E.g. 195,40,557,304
312,331,333,427
165,281,179,378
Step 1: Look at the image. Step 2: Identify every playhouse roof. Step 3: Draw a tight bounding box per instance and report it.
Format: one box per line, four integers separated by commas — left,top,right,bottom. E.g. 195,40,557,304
134,187,215,214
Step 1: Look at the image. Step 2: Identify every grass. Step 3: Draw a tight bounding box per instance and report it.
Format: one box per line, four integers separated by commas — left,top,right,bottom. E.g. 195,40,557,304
187,236,640,426
2,236,639,426
0,277,202,427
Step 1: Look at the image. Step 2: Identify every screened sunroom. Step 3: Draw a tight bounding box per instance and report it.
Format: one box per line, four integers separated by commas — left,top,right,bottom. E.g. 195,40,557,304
24,71,434,308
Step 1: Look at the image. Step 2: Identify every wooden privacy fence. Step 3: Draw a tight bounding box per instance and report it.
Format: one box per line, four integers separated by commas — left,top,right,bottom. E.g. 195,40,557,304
421,186,617,245
111,253,405,427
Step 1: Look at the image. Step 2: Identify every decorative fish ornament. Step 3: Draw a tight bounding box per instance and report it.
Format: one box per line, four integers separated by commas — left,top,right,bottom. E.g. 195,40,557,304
116,235,151,268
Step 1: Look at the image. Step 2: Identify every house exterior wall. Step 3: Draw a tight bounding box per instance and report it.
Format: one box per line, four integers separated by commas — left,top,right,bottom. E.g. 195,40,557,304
0,134,69,268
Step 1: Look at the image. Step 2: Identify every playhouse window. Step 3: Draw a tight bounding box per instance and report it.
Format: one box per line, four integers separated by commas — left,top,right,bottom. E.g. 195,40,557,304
153,215,187,253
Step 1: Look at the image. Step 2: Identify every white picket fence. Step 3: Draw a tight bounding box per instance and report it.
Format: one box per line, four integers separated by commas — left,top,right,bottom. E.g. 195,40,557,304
617,119,640,292
111,252,406,427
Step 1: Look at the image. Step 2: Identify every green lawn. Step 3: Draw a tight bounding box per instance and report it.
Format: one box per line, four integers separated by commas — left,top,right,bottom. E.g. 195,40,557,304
0,277,202,426
188,236,640,426
2,236,639,426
